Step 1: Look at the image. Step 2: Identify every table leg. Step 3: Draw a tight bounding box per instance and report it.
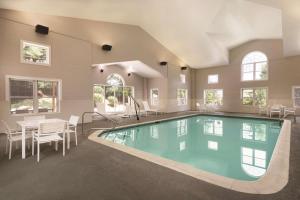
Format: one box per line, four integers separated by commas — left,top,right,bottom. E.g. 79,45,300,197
22,126,26,159
67,125,70,150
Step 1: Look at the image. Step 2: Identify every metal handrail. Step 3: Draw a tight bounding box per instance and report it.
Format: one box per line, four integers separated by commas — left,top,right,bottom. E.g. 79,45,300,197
81,111,120,135
129,95,140,120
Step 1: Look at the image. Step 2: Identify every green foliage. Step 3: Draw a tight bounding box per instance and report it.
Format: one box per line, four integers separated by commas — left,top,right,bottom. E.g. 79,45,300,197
205,90,222,105
23,45,47,63
107,96,118,107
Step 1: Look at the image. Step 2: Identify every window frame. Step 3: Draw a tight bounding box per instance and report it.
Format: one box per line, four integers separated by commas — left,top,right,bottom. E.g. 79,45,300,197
150,88,159,106
203,89,223,106
5,75,62,116
241,52,268,82
292,86,300,108
20,40,51,66
177,89,188,106
208,74,219,84
240,87,268,107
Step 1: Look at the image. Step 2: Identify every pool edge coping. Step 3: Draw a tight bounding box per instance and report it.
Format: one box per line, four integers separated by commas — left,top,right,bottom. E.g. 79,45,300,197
88,114,291,194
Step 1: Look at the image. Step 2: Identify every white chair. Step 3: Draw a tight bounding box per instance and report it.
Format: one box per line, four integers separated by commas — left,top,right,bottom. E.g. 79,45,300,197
67,115,80,146
269,105,282,118
1,120,31,160
196,102,207,112
32,121,66,162
142,101,158,116
284,107,296,121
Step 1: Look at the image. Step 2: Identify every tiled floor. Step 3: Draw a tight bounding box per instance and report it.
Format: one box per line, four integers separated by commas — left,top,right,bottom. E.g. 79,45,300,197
0,112,299,200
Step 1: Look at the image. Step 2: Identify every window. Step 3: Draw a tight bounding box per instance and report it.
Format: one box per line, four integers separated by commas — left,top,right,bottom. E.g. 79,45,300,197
204,89,223,105
7,76,60,114
93,84,134,112
292,86,300,107
180,74,186,84
150,88,159,106
208,74,218,84
21,40,51,66
93,74,134,113
177,89,188,106
241,88,267,106
106,73,124,86
242,52,268,81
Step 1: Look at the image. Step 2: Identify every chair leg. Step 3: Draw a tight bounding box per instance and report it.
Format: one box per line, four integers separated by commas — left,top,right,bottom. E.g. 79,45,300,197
37,142,40,162
5,138,9,154
67,132,70,149
9,140,12,160
32,138,35,156
63,134,65,156
75,127,78,146
75,132,78,146
55,141,58,151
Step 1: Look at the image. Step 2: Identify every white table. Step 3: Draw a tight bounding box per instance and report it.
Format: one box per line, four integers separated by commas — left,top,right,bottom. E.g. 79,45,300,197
17,118,69,159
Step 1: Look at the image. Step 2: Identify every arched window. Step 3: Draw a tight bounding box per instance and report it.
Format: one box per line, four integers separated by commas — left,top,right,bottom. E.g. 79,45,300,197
241,51,268,81
106,74,124,86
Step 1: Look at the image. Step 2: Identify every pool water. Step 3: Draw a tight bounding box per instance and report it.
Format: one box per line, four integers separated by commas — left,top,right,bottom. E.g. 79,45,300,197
100,115,281,181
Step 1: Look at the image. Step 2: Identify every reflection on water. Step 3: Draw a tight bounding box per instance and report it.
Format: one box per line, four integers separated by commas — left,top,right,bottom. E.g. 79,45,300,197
208,140,218,151
204,120,223,136
241,147,266,177
101,116,281,181
150,125,159,139
242,123,267,142
179,141,186,151
177,119,188,137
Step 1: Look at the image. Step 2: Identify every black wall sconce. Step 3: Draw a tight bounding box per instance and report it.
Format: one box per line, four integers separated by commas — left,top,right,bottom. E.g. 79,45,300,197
128,73,132,77
100,69,104,73
181,66,188,71
102,44,112,51
35,24,49,35
159,61,168,66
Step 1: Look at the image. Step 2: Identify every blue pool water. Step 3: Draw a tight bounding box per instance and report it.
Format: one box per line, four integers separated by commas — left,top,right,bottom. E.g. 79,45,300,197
100,115,282,181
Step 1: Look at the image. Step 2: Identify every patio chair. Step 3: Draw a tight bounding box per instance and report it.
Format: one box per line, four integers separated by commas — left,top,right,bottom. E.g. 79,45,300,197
269,105,282,118
142,101,158,116
67,115,80,146
32,121,66,162
196,102,207,112
284,107,296,122
1,120,31,160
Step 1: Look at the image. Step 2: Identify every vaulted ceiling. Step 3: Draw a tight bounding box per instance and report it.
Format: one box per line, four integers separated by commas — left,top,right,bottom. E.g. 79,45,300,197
0,0,298,68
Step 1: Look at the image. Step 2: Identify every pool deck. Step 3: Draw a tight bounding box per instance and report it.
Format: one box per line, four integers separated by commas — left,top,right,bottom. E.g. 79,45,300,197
0,112,299,200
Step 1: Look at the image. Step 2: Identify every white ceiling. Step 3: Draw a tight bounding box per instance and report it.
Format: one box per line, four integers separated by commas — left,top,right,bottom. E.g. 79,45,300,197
0,0,297,68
